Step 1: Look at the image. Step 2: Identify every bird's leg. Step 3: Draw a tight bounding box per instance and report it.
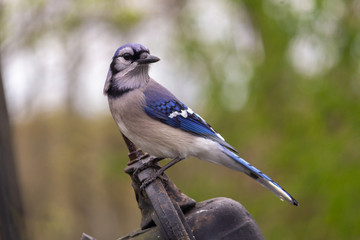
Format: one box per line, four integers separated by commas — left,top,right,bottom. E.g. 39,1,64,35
156,156,184,176
140,156,184,191
151,157,165,164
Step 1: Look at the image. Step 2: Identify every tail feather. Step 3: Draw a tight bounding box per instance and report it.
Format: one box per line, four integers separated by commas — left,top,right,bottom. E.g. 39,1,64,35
222,147,299,206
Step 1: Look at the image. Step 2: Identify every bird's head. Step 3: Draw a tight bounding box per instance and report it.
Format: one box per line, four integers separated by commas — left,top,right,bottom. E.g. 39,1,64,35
104,43,160,96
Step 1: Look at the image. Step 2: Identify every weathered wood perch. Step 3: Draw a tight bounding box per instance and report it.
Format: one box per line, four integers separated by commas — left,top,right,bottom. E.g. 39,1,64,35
81,135,265,240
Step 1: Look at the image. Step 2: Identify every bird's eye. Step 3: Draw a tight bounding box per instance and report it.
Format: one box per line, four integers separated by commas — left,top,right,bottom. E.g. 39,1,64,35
122,53,132,61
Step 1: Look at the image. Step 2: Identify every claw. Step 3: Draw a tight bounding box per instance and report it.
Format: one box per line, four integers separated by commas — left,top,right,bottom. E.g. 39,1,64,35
133,160,160,177
140,174,157,191
139,169,168,191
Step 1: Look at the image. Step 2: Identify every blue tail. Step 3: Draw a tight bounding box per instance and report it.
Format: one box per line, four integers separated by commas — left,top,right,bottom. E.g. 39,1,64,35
222,147,298,206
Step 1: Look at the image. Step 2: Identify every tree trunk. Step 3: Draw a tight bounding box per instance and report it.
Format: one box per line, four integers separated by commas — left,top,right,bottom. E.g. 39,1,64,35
0,55,27,240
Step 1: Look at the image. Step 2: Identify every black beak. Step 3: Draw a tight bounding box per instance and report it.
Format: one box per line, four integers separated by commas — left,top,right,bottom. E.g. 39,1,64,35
136,54,160,64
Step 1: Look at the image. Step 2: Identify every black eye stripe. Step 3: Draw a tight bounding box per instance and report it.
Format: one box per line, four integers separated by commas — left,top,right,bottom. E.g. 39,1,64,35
119,50,149,61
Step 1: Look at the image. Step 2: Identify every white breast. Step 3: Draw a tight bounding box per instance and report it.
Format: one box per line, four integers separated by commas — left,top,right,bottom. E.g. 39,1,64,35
107,90,190,158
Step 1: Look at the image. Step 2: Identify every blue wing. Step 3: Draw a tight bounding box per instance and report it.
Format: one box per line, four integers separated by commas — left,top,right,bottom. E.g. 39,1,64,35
143,82,237,153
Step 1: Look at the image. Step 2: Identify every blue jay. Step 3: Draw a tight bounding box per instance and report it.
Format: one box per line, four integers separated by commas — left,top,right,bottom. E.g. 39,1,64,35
104,43,298,206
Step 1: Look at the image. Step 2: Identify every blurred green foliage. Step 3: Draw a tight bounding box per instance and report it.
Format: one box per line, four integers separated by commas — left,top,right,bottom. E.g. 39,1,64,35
2,0,360,239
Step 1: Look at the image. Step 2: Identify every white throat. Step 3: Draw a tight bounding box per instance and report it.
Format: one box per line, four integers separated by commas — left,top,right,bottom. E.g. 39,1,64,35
113,64,150,91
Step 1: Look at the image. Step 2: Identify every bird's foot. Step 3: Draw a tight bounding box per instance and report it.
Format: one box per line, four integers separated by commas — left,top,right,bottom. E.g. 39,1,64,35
139,169,168,191
132,156,164,177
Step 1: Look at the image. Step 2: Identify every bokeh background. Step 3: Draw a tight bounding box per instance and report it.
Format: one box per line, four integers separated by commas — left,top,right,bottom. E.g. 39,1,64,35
2,0,360,239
